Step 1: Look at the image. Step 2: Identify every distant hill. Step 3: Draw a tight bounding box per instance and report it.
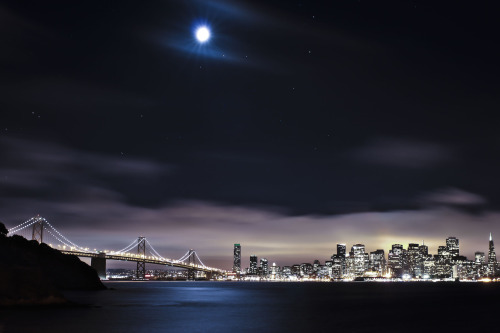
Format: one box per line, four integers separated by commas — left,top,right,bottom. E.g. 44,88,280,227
0,222,105,306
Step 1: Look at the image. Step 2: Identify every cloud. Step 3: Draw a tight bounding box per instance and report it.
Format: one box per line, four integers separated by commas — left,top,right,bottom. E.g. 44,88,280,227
352,138,453,168
419,187,487,207
0,137,171,201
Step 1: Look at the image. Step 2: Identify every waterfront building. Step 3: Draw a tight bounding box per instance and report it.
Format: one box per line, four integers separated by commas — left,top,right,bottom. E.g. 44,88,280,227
345,254,355,278
250,255,258,275
331,243,347,278
300,263,314,277
270,262,280,279
260,258,269,276
351,244,366,277
324,260,333,278
369,249,385,277
233,244,241,273
456,260,475,280
422,255,435,278
388,244,403,278
331,255,345,279
407,243,421,277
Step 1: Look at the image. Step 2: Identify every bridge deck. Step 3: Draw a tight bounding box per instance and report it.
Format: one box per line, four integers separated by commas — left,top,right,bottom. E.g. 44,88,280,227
60,250,222,273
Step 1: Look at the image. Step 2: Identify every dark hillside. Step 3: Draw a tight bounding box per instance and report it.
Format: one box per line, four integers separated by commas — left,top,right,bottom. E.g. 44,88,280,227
0,222,105,306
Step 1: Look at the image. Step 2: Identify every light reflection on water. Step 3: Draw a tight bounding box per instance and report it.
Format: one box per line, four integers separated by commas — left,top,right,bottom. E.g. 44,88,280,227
1,281,499,332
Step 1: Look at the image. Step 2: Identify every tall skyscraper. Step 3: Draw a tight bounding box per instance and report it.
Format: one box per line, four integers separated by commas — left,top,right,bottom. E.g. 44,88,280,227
407,243,421,277
260,258,269,276
388,244,404,278
351,244,366,277
446,237,459,257
250,255,258,275
369,249,385,276
419,243,429,256
233,244,241,273
488,233,497,275
337,244,346,257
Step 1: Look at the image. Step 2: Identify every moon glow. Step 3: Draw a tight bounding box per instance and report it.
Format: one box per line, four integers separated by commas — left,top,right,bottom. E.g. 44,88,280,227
195,26,211,43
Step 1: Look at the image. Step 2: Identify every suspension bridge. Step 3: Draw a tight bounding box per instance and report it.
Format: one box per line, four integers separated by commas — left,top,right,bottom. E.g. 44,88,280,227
7,216,225,280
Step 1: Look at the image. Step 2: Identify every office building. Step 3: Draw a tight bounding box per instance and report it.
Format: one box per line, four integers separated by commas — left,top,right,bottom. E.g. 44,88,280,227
260,258,269,276
446,237,459,257
250,255,258,275
488,233,497,276
233,243,241,273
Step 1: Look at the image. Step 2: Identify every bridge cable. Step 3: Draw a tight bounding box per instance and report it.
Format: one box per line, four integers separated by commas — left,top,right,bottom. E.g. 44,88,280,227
7,218,38,234
176,250,191,262
43,227,86,251
144,238,167,261
193,251,207,268
43,221,87,251
112,239,139,254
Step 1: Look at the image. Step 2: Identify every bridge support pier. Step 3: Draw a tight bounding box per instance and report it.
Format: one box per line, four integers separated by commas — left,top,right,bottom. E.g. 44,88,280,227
91,252,107,280
205,271,213,281
187,269,195,281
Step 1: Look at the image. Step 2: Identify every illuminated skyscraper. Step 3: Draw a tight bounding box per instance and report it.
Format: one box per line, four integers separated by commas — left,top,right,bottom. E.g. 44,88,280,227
388,244,403,278
369,249,385,276
250,255,258,275
233,244,241,273
446,237,459,257
351,244,366,277
488,233,497,276
419,243,428,256
475,251,486,278
407,243,420,276
331,243,347,278
337,244,346,257
260,258,269,276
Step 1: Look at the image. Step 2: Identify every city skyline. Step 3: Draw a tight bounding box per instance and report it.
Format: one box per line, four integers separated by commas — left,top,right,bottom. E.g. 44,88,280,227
234,232,498,273
233,234,497,280
1,1,499,272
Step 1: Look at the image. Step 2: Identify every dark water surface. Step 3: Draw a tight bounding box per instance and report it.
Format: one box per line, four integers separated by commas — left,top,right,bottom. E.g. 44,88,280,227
1,281,499,332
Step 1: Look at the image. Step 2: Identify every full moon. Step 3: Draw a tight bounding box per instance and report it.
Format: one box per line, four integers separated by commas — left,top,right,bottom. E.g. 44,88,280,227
195,26,210,43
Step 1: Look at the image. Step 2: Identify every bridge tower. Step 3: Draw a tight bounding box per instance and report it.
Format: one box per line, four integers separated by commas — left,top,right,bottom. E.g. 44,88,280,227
91,252,107,280
137,237,146,279
187,249,196,281
32,217,44,243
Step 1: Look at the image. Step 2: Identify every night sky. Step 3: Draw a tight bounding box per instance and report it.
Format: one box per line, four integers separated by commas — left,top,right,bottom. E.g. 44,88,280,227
1,0,499,269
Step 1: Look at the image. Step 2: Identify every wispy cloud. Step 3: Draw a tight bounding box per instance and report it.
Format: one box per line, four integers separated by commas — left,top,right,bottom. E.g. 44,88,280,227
352,138,453,168
418,187,487,207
